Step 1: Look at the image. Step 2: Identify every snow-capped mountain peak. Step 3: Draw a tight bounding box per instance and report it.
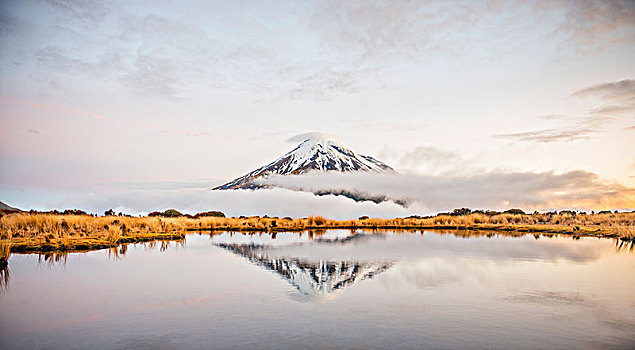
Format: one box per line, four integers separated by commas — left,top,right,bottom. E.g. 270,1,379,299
213,136,395,190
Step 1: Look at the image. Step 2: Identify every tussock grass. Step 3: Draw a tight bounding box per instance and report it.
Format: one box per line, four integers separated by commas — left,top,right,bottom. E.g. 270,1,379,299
0,212,633,254
0,239,10,268
0,213,185,253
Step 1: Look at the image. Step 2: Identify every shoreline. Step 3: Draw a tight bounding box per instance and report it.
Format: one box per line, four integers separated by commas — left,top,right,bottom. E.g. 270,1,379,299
1,212,633,256
4,224,632,256
7,232,185,254
188,223,619,236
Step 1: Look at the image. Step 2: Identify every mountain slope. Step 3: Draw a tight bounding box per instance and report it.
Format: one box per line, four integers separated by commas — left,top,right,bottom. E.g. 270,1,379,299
214,137,396,190
0,201,20,211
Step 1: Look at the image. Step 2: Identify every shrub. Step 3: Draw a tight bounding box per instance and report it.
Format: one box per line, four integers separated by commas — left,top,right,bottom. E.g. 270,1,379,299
149,209,184,218
162,209,182,217
451,208,472,216
194,211,226,218
503,209,526,215
308,216,327,226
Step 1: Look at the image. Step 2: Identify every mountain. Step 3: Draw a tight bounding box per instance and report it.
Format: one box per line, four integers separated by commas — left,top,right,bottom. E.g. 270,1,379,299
214,137,396,190
0,201,20,212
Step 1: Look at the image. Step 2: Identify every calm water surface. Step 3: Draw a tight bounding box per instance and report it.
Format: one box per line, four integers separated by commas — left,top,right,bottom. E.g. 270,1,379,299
1,230,634,350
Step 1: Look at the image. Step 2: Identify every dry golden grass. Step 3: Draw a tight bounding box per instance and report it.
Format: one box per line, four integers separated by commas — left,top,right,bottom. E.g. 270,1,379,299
0,239,9,267
0,213,185,253
0,211,633,253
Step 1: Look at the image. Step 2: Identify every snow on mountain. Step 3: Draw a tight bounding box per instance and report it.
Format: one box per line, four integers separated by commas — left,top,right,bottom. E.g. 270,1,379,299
214,137,396,190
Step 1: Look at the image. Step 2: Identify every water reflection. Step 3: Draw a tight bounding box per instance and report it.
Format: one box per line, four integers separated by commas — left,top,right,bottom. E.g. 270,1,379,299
503,291,596,306
209,230,633,302
0,265,8,294
106,239,186,260
614,238,634,253
37,251,69,267
1,231,631,299
0,239,187,295
217,241,393,300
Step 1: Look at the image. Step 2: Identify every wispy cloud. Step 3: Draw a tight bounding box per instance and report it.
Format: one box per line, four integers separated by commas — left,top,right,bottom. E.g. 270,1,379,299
590,104,635,115
494,116,611,143
573,79,635,116
572,79,635,99
35,45,124,75
396,146,481,176
42,0,110,24
312,0,635,65
547,0,635,50
495,78,634,143
118,53,187,101
287,132,340,143
310,0,522,67
7,0,631,103
274,68,365,101
536,114,569,121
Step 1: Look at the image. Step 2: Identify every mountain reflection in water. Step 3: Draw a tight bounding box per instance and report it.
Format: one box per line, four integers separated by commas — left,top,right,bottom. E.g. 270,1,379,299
209,229,635,302
216,240,393,300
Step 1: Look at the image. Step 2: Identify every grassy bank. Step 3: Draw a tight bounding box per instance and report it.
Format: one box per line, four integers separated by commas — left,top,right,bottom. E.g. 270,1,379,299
0,212,633,255
0,214,185,255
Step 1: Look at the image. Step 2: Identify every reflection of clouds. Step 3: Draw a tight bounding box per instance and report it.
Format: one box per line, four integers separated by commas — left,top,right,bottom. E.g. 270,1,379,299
113,334,182,350
455,236,605,263
212,231,612,302
505,290,635,349
214,231,607,264
503,291,595,306
379,235,605,290
599,317,635,333
582,337,635,350
391,258,480,290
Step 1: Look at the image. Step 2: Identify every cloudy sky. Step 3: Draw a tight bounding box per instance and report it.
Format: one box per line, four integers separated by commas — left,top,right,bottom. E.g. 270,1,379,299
0,0,634,216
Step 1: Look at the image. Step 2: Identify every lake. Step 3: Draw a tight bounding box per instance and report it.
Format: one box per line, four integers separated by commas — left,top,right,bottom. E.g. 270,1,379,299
1,230,634,350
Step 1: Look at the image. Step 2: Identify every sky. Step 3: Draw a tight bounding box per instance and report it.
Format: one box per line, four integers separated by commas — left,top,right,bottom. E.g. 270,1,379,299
0,0,634,217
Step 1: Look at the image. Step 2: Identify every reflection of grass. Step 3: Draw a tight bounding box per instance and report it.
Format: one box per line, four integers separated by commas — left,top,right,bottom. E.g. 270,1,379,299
614,238,634,253
0,212,633,254
0,264,8,293
0,240,9,292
